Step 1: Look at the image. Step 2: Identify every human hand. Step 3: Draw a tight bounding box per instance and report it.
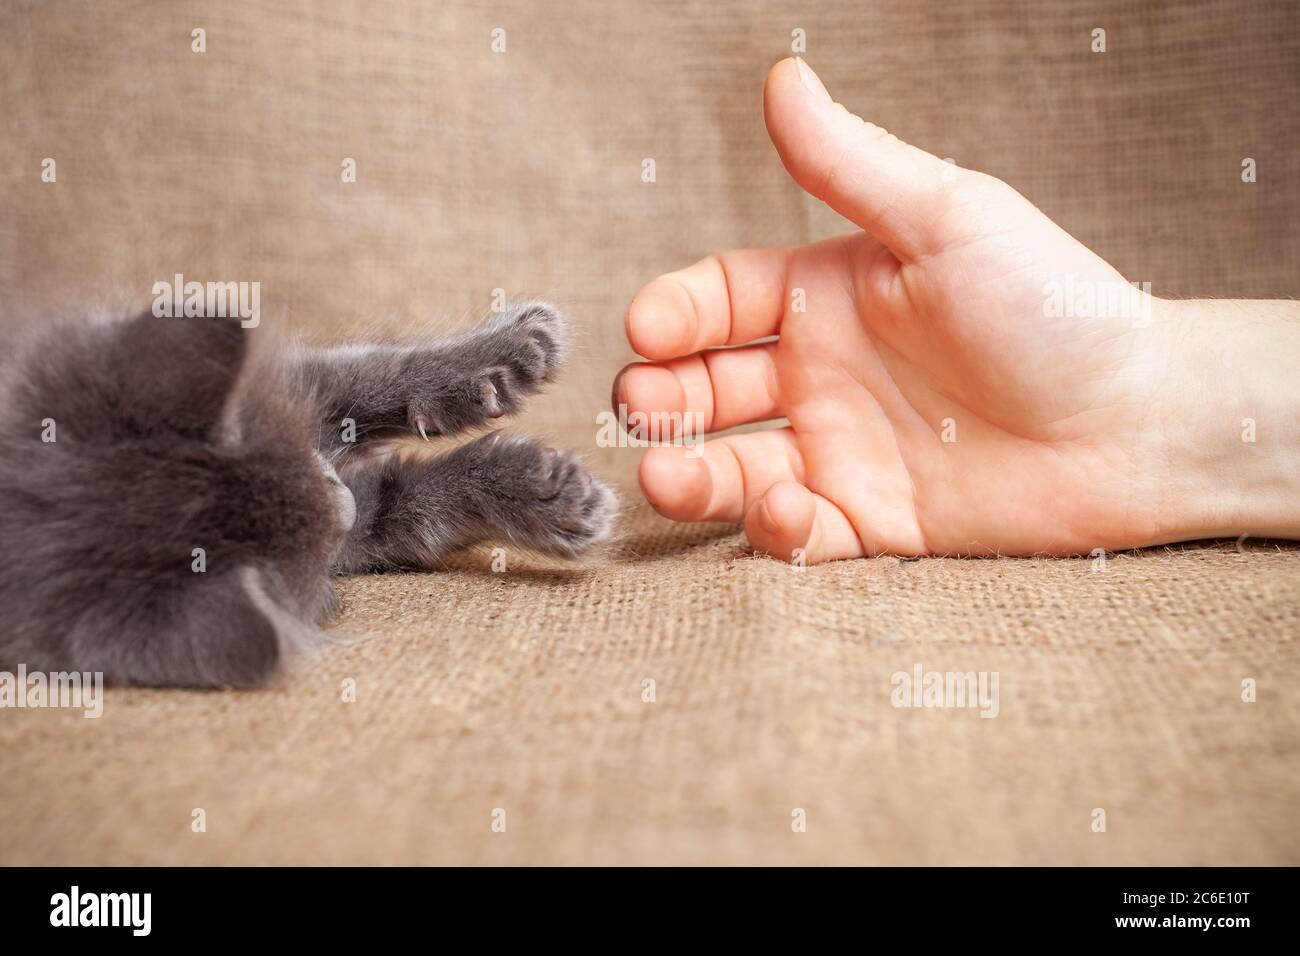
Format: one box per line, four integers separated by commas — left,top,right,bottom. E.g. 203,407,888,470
614,58,1300,561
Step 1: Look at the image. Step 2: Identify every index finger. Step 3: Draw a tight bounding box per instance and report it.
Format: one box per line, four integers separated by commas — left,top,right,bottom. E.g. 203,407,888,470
625,246,792,361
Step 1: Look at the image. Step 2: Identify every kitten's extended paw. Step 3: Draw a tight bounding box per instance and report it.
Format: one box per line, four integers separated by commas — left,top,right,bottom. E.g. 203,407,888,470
407,373,507,439
475,300,568,385
490,436,619,557
408,301,568,439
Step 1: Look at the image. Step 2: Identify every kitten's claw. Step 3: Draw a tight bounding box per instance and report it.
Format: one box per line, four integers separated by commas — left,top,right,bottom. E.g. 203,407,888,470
482,379,504,419
416,418,430,441
404,302,567,439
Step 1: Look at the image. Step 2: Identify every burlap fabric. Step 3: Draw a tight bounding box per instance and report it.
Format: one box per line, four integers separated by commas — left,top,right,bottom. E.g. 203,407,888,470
1,0,1297,865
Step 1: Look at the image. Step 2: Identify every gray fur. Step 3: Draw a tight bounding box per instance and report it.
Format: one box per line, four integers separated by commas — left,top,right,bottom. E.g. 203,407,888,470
0,302,617,689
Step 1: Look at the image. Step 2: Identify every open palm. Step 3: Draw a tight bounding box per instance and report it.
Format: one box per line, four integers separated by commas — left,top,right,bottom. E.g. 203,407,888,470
616,58,1174,561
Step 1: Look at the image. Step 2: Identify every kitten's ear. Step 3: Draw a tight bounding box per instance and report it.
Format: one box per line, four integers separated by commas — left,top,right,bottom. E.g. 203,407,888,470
104,312,251,439
95,567,313,689
168,566,285,688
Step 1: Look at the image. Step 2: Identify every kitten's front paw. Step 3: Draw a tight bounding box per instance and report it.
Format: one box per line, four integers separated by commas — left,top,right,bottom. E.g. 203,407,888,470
408,302,568,439
474,300,568,390
495,437,619,557
407,374,506,439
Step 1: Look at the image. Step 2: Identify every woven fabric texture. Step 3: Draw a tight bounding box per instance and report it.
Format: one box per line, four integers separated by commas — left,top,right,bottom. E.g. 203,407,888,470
0,0,1297,864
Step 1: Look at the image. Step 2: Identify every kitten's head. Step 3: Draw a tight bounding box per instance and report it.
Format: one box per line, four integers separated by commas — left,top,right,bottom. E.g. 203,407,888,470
0,312,349,688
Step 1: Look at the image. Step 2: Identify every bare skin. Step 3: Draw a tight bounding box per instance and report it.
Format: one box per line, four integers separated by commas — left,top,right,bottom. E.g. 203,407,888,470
615,58,1300,562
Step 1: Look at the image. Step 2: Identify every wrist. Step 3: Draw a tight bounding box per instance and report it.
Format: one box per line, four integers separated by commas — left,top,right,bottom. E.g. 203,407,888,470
1151,297,1300,543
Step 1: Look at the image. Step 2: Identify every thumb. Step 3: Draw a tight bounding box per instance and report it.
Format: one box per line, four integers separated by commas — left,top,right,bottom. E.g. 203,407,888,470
763,57,967,262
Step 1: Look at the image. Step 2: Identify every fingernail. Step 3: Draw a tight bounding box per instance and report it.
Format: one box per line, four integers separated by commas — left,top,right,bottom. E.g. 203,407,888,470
610,368,627,411
794,57,831,102
755,497,780,535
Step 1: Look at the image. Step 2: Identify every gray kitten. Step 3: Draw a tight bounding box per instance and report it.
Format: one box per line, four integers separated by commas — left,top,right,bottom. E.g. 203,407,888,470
0,302,617,688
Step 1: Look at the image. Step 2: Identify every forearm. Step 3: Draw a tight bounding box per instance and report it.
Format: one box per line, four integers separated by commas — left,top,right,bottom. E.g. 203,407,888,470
292,345,417,427
332,452,475,572
1155,298,1300,542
